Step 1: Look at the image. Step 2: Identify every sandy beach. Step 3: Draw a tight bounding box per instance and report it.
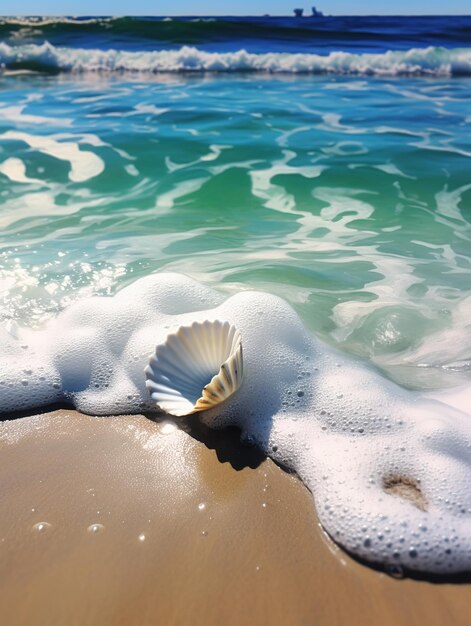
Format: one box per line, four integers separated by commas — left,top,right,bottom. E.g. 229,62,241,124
0,10,470,626
0,408,469,626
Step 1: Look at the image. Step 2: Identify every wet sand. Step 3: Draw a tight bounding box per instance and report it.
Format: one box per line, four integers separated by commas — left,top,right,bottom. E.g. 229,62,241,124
0,409,469,626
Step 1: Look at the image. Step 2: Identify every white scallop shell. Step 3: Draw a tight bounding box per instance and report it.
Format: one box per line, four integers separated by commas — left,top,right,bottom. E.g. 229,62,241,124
145,320,243,417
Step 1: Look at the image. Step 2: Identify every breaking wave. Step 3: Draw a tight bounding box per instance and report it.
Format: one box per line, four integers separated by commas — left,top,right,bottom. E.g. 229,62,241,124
1,42,471,76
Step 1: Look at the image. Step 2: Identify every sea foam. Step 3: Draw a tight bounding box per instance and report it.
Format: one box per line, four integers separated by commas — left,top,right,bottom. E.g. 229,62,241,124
1,272,470,575
0,42,470,76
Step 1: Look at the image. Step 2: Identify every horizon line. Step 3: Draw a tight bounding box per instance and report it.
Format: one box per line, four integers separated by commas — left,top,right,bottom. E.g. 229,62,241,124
1,13,471,18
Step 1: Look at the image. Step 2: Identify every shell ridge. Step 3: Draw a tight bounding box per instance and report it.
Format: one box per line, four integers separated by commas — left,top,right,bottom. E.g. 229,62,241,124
182,321,213,372
176,331,209,377
197,320,219,370
154,349,210,385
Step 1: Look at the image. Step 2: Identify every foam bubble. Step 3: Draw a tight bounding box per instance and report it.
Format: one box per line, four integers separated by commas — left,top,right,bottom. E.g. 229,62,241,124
1,272,470,574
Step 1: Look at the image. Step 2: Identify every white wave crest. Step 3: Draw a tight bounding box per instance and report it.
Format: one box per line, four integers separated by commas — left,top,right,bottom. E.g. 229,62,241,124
0,42,470,76
0,16,116,26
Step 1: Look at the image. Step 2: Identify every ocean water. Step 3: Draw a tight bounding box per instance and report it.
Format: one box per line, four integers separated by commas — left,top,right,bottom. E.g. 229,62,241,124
0,15,470,391
1,16,471,577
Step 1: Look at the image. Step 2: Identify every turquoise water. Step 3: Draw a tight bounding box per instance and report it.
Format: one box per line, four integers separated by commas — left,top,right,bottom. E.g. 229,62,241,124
0,71,470,389
0,18,471,577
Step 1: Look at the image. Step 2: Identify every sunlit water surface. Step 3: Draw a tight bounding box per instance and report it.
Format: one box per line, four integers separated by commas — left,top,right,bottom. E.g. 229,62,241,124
0,72,470,389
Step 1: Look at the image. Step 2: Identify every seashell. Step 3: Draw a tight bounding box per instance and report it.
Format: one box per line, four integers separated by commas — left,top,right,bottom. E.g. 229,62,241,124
145,320,243,417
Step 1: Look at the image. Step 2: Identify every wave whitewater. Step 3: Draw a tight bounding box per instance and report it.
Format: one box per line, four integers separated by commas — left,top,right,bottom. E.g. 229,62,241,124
1,42,471,76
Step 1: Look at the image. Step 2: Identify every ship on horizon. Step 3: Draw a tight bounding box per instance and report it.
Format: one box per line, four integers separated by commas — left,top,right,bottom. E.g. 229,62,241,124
293,6,324,17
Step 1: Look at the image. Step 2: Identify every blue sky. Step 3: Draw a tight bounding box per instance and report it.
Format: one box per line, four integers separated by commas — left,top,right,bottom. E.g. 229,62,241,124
1,1,470,15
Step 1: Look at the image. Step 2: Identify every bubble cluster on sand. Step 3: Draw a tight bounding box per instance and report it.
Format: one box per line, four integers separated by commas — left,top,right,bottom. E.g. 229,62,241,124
1,272,470,574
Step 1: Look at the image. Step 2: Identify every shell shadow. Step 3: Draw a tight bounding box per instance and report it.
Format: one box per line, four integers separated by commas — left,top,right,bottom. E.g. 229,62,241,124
146,412,267,471
188,415,267,470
